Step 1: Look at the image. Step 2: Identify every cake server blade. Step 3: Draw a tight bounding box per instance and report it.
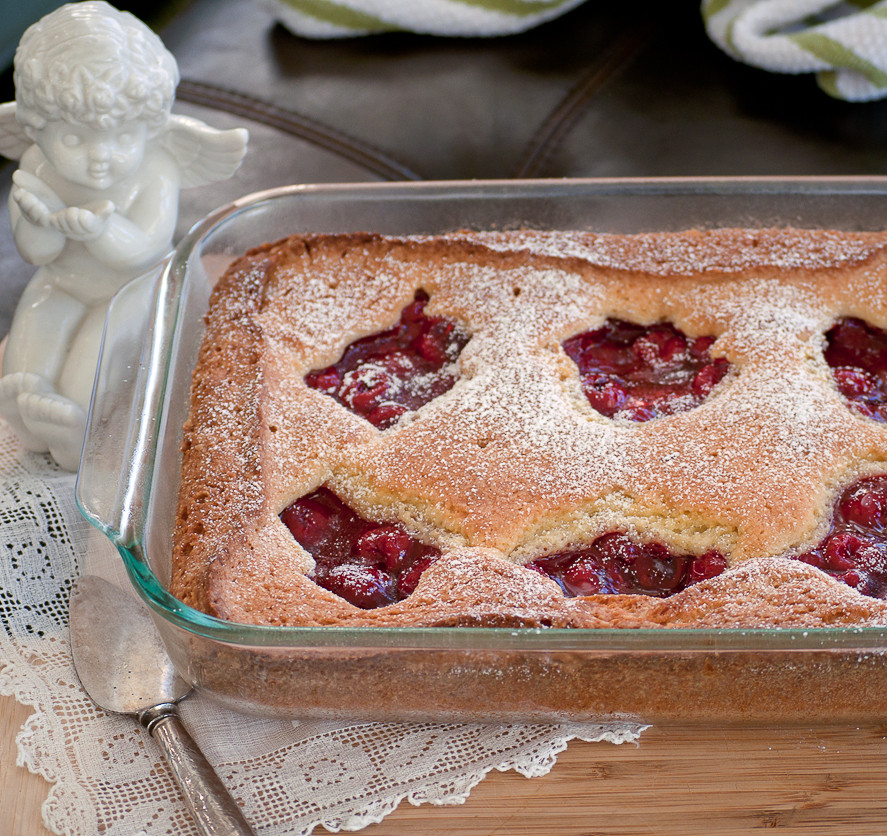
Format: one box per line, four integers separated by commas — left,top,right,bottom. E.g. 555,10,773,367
69,574,256,836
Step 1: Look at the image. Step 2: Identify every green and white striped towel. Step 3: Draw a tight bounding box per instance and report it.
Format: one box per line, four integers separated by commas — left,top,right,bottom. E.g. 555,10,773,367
703,0,887,101
255,0,588,38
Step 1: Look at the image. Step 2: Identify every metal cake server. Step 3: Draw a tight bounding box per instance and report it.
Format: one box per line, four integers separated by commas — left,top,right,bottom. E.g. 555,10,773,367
69,575,256,836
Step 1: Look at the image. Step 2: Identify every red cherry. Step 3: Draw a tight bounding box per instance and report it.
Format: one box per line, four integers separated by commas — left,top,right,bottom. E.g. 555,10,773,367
582,343,632,374
401,292,428,323
281,488,443,608
826,318,885,367
582,374,628,415
562,556,603,596
305,367,341,394
593,532,641,562
691,361,728,398
853,402,879,420
789,472,887,599
281,498,334,548
839,478,887,529
340,369,392,414
366,402,408,429
631,328,686,366
688,550,728,584
415,320,456,365
825,318,887,424
796,549,827,571
838,568,864,589
833,367,875,398
320,565,396,609
304,289,467,425
822,532,866,572
621,403,657,422
688,335,716,360
353,525,414,572
530,533,727,599
397,555,439,596
566,319,731,423
607,320,645,345
592,533,643,591
630,543,689,595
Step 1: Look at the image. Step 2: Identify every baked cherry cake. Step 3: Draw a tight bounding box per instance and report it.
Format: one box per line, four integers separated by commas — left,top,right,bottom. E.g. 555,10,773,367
172,227,887,629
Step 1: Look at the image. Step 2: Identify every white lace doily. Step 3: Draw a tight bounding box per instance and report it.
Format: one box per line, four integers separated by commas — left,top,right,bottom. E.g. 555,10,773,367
0,418,646,836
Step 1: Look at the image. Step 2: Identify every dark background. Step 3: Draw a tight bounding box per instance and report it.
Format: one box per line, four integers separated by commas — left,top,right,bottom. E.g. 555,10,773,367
3,0,887,336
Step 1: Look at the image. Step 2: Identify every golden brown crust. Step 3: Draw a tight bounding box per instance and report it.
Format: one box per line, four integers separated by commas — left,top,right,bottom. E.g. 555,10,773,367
171,228,887,628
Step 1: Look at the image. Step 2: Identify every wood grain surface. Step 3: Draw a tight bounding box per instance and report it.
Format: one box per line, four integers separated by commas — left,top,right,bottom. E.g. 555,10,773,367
5,691,887,835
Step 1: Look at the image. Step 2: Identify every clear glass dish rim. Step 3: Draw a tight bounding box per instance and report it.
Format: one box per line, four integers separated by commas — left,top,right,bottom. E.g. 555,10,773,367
79,175,887,653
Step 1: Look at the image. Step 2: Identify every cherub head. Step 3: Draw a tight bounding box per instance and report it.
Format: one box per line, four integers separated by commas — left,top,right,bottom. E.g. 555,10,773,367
13,1,179,138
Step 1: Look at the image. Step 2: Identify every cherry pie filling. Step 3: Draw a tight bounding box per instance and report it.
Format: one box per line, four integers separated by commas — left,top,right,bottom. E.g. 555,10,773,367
825,316,887,423
305,289,469,430
794,476,887,597
281,315,887,609
527,536,727,598
281,487,442,609
563,318,730,421
282,478,887,608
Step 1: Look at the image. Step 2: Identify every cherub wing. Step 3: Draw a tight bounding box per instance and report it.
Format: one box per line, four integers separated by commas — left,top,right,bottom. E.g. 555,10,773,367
0,102,31,162
161,114,248,188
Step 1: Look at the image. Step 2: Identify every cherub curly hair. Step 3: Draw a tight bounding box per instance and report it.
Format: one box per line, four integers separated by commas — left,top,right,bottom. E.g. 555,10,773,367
13,1,179,135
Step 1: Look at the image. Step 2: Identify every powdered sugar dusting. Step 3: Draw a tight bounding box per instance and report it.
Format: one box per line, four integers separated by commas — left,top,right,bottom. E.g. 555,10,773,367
332,235,886,561
175,227,887,627
465,228,887,276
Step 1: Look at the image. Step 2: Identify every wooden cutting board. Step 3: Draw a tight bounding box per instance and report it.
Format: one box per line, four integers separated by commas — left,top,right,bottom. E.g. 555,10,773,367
5,692,887,835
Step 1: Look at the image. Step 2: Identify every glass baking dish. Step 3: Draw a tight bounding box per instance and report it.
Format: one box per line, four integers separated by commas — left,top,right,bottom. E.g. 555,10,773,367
76,177,887,724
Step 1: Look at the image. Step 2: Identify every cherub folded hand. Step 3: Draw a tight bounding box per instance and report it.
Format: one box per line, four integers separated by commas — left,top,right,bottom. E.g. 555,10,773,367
49,201,116,241
11,168,65,227
12,169,115,240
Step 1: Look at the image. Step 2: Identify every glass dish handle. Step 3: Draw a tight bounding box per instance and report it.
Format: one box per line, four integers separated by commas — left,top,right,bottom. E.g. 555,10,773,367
76,260,175,547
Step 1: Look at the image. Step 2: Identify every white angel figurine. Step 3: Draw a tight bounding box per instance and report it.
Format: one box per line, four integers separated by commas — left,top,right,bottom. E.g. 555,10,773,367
0,1,248,470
